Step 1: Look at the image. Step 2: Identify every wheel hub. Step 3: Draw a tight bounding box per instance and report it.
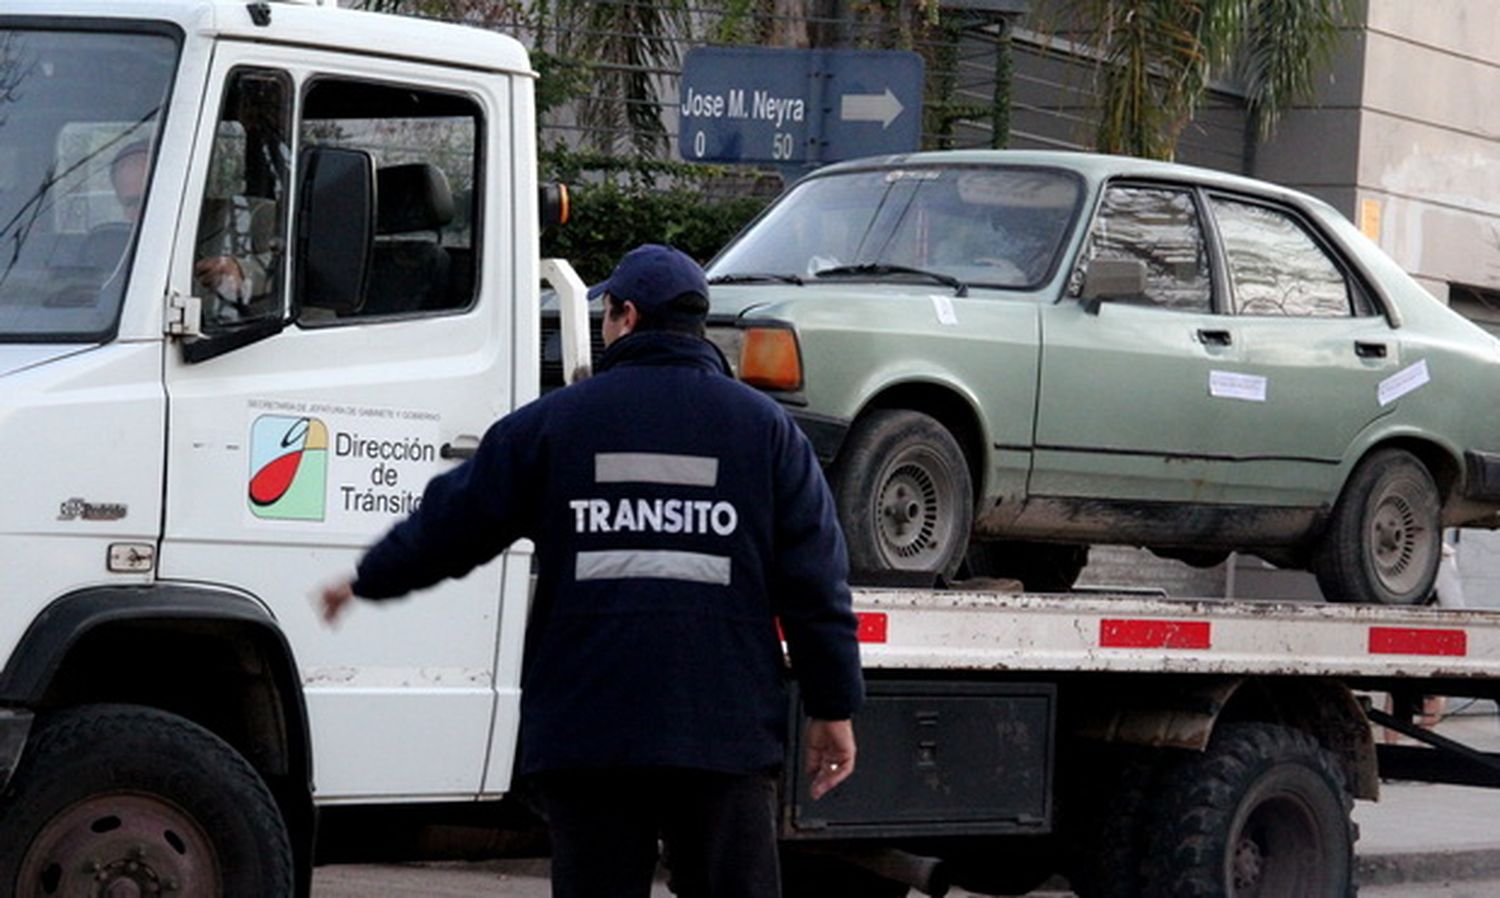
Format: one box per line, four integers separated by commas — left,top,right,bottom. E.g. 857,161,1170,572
1369,491,1427,594
1232,835,1265,891
18,793,219,897
877,465,938,559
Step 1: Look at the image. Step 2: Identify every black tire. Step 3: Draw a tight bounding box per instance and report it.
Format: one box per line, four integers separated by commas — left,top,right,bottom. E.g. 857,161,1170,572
966,541,1090,592
1142,723,1355,898
832,409,973,581
1065,752,1165,898
1314,448,1441,605
0,704,293,898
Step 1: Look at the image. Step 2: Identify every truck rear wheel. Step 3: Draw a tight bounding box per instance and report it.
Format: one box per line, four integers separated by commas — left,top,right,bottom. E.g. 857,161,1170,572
0,704,293,898
1314,448,1440,605
1143,723,1354,898
832,409,972,582
1066,752,1164,898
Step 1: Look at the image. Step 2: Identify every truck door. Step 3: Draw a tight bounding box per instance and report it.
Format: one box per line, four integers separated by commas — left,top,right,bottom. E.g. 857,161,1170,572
159,45,520,800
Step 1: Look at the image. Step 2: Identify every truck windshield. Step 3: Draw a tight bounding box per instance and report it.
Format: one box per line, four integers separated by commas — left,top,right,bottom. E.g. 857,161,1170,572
709,166,1082,291
0,27,179,342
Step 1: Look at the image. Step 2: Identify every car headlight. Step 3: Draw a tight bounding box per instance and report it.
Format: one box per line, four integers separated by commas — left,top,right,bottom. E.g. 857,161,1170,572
706,323,803,391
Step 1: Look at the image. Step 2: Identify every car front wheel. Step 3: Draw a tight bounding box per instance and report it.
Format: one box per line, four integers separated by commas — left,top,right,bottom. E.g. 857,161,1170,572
832,409,972,582
1314,448,1441,605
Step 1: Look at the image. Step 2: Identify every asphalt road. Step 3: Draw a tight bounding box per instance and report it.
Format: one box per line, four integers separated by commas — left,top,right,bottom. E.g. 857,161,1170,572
314,861,1500,898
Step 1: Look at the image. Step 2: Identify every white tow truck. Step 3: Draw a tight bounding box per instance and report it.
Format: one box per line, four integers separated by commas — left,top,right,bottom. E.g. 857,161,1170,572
1,2,1498,897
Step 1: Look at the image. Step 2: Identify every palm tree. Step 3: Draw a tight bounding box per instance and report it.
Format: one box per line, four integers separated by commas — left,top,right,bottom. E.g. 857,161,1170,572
1038,0,1351,160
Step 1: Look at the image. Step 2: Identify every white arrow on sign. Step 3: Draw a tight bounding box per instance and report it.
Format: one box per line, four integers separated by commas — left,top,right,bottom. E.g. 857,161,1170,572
839,88,905,129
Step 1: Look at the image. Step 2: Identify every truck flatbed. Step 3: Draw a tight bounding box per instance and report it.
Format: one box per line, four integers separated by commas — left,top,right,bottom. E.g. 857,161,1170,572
853,588,1498,678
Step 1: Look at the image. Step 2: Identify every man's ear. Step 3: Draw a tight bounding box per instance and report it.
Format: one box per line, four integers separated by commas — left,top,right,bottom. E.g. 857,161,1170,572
620,300,641,335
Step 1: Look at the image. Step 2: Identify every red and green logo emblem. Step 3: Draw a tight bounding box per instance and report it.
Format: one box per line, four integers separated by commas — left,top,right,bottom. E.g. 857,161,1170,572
249,416,329,520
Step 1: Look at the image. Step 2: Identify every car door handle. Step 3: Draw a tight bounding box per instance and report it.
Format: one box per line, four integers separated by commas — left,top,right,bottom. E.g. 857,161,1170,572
1355,341,1388,359
440,435,481,460
1197,328,1233,346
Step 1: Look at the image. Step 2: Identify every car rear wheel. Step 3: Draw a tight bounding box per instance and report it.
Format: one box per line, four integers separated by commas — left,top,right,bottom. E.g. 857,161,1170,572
1314,448,1441,605
832,409,972,582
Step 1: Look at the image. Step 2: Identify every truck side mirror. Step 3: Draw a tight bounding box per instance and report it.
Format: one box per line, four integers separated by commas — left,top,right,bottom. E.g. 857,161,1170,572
540,182,570,231
295,146,374,314
1079,257,1148,315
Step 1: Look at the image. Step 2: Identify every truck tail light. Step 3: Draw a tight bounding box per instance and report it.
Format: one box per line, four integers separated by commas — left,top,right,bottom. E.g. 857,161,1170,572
740,327,802,391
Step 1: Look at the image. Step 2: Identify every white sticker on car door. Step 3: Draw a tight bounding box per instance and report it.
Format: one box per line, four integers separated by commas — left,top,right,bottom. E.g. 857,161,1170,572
1209,370,1267,402
1378,359,1429,406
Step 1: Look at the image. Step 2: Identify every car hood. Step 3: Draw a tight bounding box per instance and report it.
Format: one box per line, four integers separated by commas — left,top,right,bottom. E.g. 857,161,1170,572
0,344,93,379
707,282,1037,319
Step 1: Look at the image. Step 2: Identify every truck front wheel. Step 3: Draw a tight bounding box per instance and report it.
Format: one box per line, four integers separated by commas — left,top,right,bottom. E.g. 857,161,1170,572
0,704,293,897
1144,722,1354,898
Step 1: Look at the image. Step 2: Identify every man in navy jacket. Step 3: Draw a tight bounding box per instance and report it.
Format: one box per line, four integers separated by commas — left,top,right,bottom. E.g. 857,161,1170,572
321,244,864,897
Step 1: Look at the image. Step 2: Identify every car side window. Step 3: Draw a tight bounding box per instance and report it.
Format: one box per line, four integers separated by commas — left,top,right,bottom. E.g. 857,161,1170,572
194,69,292,333
298,78,481,324
1211,197,1353,318
1073,186,1212,312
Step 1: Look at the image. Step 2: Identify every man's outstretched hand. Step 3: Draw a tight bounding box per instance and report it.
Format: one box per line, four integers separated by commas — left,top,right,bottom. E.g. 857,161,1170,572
804,718,856,800
320,579,357,626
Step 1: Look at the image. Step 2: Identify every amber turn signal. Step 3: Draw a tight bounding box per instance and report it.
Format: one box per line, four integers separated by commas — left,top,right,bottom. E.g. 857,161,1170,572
740,327,802,391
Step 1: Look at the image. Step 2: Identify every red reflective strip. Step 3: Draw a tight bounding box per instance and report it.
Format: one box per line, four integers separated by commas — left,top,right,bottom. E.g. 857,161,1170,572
1100,618,1211,650
1369,627,1467,657
775,614,886,644
856,612,888,644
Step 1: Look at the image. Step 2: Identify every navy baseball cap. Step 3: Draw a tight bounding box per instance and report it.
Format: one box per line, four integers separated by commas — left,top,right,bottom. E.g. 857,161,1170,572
587,244,709,313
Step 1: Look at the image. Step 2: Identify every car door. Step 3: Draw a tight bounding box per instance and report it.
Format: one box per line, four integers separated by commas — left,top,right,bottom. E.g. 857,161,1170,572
159,45,517,800
1032,182,1247,505
1202,193,1400,505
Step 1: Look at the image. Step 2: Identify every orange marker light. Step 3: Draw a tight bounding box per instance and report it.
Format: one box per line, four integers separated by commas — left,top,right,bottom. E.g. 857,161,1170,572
739,328,802,391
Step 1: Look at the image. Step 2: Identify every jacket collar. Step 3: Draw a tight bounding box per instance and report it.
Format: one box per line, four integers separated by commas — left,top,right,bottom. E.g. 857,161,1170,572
595,331,731,377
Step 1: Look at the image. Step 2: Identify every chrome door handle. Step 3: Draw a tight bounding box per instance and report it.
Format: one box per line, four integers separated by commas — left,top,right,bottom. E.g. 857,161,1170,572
440,435,481,460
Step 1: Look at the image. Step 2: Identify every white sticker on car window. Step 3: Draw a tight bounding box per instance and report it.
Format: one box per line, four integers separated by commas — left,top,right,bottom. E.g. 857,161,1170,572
1378,359,1429,406
1209,370,1267,402
930,294,958,326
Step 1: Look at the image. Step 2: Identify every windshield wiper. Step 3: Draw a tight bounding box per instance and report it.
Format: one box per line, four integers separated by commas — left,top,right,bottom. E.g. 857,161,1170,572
708,273,805,286
813,263,968,297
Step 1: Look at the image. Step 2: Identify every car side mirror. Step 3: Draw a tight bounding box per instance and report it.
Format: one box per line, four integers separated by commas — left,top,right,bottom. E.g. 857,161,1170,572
295,146,374,314
1079,257,1147,315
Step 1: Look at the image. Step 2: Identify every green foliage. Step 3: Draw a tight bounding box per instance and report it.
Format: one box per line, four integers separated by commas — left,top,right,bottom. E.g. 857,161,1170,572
1037,0,1352,159
540,180,770,283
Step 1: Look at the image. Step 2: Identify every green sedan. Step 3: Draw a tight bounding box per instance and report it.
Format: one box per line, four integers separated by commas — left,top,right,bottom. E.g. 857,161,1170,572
702,150,1500,604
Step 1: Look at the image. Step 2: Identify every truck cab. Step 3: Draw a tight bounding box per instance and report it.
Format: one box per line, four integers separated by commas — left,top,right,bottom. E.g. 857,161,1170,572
0,3,584,893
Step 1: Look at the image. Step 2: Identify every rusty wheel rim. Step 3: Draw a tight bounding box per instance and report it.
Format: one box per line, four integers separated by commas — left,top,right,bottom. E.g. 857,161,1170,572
873,446,960,570
17,792,221,897
1367,474,1434,599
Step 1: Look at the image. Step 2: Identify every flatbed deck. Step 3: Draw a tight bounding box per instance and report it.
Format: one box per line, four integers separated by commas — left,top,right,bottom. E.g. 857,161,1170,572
852,589,1500,679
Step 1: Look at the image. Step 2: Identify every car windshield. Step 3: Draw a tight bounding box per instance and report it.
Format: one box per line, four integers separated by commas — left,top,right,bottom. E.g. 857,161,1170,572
0,27,179,342
709,166,1081,290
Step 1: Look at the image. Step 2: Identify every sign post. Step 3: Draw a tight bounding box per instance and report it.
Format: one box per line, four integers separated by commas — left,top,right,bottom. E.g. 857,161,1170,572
679,47,924,170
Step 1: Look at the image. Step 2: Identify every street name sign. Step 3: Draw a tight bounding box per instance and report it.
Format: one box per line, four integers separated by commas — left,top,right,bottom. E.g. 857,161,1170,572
679,46,924,166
